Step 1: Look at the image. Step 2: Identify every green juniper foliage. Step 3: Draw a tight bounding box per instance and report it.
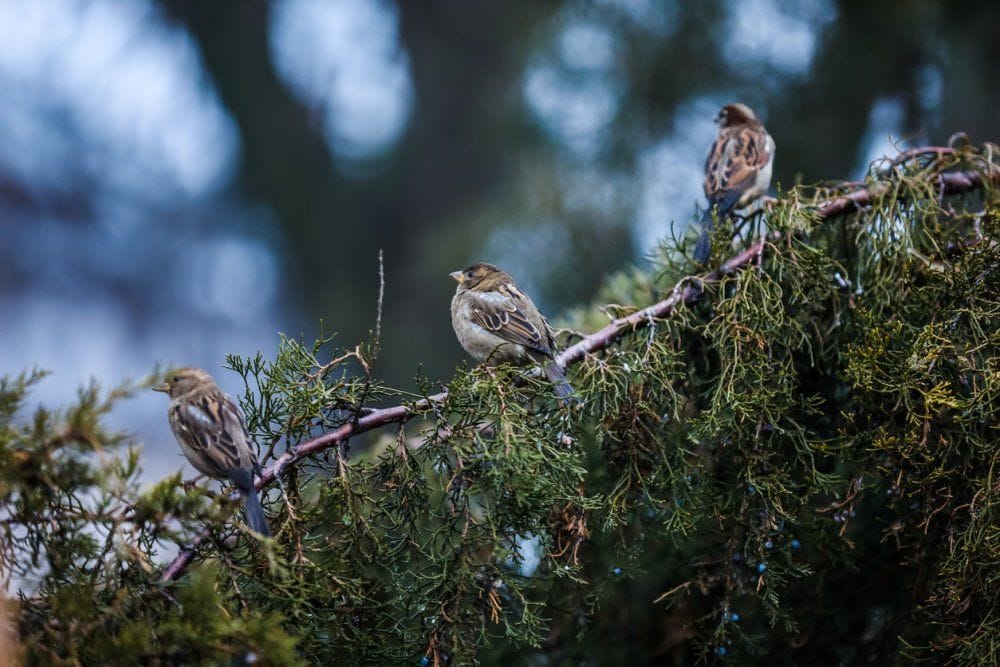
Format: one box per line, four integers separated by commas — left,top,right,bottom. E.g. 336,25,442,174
1,144,997,665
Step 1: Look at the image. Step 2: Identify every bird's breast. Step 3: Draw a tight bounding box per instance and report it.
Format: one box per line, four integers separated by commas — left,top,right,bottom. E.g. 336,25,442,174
451,293,528,364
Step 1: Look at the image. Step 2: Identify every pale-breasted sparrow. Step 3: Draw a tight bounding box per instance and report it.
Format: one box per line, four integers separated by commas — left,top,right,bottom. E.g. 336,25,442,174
154,367,270,537
450,263,574,400
695,103,775,264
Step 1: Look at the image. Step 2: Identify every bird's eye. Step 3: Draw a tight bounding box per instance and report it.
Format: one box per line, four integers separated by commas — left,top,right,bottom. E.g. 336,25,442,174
466,271,474,278
172,376,180,383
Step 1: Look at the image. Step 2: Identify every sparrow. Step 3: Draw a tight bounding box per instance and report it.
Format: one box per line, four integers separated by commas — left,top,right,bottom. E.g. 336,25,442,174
450,263,574,400
154,367,270,537
695,103,775,265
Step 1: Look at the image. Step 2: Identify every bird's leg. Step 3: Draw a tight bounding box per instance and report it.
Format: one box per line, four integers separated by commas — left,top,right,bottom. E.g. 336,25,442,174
182,473,207,491
755,197,779,240
737,197,778,220
732,213,753,242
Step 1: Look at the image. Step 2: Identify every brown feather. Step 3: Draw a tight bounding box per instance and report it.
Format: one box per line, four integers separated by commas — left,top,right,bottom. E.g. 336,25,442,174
469,291,553,357
703,110,773,208
159,367,269,535
450,265,575,400
164,371,258,481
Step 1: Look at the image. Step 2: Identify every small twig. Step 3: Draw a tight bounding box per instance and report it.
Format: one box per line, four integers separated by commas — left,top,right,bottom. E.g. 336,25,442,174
347,252,387,429
375,249,385,355
889,146,955,169
305,346,366,383
653,579,694,604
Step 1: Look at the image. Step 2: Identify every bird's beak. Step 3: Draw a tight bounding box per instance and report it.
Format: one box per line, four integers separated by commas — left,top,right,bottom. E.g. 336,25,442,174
449,271,464,284
152,382,170,393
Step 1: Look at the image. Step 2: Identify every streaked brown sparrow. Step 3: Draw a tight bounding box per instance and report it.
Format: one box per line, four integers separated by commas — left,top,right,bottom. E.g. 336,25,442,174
450,263,574,400
154,367,270,537
695,102,775,264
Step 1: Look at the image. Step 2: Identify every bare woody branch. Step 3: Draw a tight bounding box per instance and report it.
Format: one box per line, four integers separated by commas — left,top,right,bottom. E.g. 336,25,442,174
815,166,992,219
159,157,997,583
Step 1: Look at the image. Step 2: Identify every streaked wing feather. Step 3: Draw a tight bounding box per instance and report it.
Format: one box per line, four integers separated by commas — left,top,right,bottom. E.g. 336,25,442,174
469,290,552,356
705,124,772,203
174,394,250,475
221,393,253,445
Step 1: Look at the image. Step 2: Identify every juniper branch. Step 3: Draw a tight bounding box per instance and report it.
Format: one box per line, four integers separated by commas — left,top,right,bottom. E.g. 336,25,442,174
815,168,992,219
159,240,771,582
159,151,996,583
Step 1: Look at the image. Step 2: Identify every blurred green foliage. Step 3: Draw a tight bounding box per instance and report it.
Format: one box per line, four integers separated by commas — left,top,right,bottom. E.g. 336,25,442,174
2,145,997,664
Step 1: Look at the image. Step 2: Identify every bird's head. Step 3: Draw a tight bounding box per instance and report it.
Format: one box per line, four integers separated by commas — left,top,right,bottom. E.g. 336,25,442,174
153,367,216,398
715,103,757,128
449,262,512,293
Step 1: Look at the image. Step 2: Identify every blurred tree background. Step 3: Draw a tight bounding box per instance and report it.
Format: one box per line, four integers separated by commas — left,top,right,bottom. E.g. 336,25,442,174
1,1,999,665
1,0,998,469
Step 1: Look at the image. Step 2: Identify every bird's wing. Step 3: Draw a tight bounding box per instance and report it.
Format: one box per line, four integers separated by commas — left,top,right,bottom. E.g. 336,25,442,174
704,124,773,204
468,286,553,357
171,391,254,477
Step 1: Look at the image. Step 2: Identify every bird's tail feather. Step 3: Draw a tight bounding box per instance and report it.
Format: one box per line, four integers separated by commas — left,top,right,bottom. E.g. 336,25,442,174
240,487,270,537
544,363,576,403
694,207,715,265
695,190,745,265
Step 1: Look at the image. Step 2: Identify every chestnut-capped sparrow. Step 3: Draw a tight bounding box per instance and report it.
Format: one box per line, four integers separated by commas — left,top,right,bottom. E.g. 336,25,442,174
450,263,574,400
154,367,269,536
695,103,775,264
